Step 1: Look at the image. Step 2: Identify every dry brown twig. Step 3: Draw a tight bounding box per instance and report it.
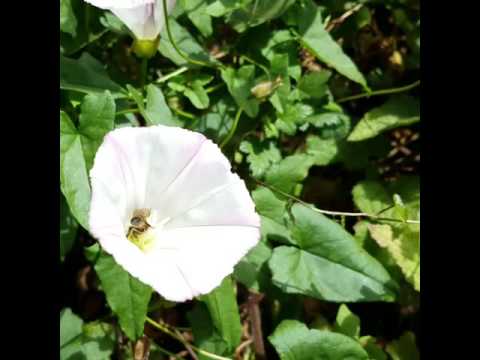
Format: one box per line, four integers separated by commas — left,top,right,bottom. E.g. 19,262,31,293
326,3,364,32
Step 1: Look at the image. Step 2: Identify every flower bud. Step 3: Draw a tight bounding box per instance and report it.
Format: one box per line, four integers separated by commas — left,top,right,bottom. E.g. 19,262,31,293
250,76,283,100
132,37,160,59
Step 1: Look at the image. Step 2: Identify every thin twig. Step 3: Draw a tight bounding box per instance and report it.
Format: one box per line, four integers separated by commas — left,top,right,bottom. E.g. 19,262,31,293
161,0,216,69
145,317,231,360
174,329,199,360
247,293,266,360
337,80,420,103
220,108,243,149
326,4,364,32
255,180,420,224
156,66,189,83
234,339,253,359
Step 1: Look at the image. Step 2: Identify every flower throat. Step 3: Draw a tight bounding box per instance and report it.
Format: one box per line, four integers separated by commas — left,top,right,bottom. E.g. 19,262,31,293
127,208,154,251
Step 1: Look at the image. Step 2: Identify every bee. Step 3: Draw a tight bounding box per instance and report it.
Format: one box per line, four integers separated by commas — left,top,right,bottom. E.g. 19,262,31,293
127,209,152,238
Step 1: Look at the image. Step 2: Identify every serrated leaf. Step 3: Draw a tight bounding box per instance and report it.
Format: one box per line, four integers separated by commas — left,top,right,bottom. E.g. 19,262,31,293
89,250,152,340
239,139,282,177
307,111,351,139
298,71,331,99
197,277,242,356
297,1,367,88
335,304,361,339
60,92,115,229
269,204,398,302
264,154,314,193
269,320,369,360
348,96,420,142
60,53,126,97
220,66,260,118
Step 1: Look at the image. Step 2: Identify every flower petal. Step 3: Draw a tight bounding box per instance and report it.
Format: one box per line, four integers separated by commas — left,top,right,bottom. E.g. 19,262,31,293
111,4,159,40
165,174,260,229
148,139,240,222
84,0,155,10
147,225,260,301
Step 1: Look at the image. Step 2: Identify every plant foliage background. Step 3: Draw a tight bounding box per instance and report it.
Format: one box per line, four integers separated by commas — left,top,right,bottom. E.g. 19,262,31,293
60,0,420,359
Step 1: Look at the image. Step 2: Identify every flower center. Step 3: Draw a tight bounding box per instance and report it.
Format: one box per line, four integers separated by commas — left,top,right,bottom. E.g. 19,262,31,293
126,208,170,252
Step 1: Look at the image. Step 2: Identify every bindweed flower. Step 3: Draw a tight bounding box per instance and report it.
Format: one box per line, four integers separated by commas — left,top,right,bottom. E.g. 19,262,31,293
89,125,261,302
84,0,177,57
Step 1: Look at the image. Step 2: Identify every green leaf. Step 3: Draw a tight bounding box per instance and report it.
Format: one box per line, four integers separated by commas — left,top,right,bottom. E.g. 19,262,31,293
269,204,398,302
269,320,369,360
158,18,216,66
60,308,83,360
359,336,388,360
220,66,260,118
252,187,293,245
81,321,116,360
145,85,180,126
184,81,210,109
298,71,331,99
368,223,420,291
297,1,368,89
307,111,351,139
60,308,115,360
261,30,302,81
234,241,273,292
188,303,230,359
334,304,361,339
386,332,420,360
60,53,126,97
88,250,152,340
239,139,282,177
198,277,242,354
264,154,314,193
60,92,115,229
182,0,213,37
226,0,297,33
78,91,116,170
194,97,236,142
348,96,420,141
60,0,77,36
352,181,393,216
60,193,78,262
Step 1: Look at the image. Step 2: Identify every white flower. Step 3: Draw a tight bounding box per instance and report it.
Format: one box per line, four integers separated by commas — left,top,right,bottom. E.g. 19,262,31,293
84,0,177,40
89,125,261,302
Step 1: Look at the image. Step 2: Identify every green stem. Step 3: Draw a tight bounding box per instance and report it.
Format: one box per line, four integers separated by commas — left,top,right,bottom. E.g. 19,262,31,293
145,317,231,360
161,0,215,69
140,58,148,90
172,107,196,120
241,55,270,79
255,180,420,224
220,108,243,149
337,80,420,103
205,83,225,94
115,108,140,116
157,66,189,83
